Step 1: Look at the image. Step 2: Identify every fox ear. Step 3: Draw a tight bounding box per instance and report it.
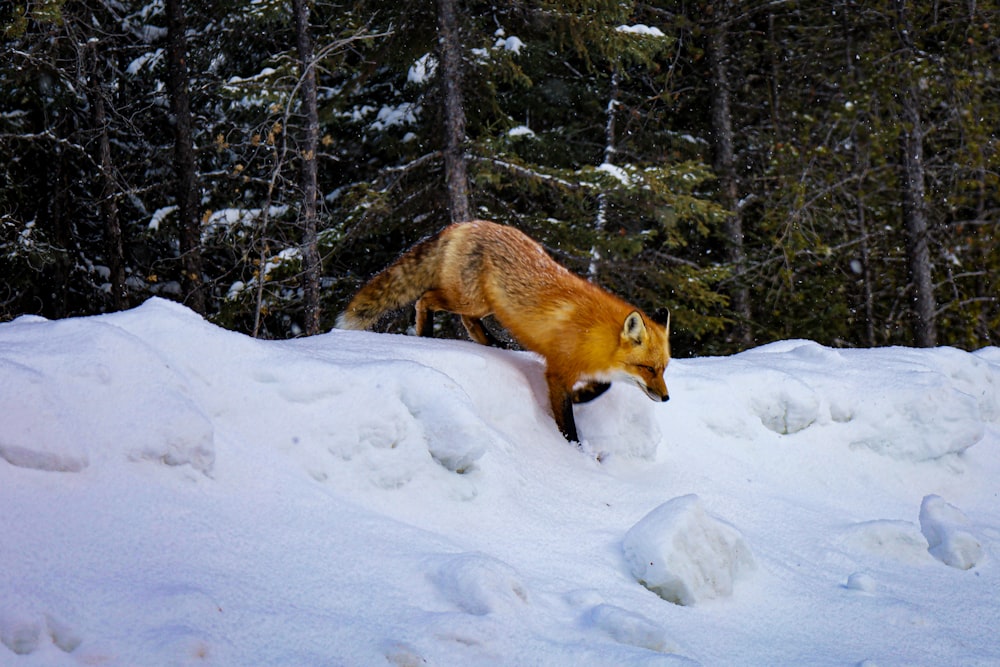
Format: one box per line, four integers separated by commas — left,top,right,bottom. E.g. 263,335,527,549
651,307,671,331
622,311,647,345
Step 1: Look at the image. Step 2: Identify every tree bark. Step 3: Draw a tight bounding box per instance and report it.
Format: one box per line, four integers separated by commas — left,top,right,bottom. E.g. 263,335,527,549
899,89,936,347
895,0,936,347
87,41,127,311
843,0,875,346
436,0,471,222
165,0,205,313
707,3,752,348
589,68,619,280
293,0,322,335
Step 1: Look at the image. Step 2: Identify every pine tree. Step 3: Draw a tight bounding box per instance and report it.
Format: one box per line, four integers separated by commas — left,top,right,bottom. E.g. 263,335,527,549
165,0,206,313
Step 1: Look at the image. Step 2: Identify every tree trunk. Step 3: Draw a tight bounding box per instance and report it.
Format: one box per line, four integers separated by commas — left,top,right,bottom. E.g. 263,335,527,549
165,0,205,314
589,68,619,280
436,0,471,222
895,0,936,347
707,4,752,348
855,191,877,346
899,89,936,347
87,41,127,311
843,0,875,346
293,0,322,335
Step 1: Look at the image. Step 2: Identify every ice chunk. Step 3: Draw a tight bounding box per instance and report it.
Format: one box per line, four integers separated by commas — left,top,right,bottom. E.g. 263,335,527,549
622,495,755,605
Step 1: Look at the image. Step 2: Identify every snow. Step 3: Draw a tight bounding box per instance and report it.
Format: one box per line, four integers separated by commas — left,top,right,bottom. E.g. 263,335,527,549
408,54,436,85
147,205,177,231
617,25,667,38
347,103,419,131
622,495,755,606
919,494,984,570
125,49,164,76
372,103,418,130
495,36,525,54
597,161,632,185
2,298,999,665
226,67,277,85
507,125,536,139
201,205,289,241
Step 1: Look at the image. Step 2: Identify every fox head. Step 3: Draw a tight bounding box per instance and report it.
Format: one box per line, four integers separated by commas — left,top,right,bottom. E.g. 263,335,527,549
615,310,671,402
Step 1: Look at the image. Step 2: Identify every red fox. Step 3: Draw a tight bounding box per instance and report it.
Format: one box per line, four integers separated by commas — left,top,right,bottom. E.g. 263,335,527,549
336,220,671,442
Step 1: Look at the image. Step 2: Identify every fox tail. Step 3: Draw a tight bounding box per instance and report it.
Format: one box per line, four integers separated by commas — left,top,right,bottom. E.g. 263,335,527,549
335,234,444,330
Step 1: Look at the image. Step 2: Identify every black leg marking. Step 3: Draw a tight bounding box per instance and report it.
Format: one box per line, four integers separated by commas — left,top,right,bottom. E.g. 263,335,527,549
557,393,579,443
572,382,611,404
462,316,508,348
479,324,506,348
416,309,434,337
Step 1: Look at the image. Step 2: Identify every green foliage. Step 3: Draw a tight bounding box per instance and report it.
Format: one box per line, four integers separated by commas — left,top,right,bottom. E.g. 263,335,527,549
2,0,65,38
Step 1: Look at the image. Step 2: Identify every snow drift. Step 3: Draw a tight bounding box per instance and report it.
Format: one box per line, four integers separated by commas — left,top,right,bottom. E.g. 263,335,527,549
2,298,999,665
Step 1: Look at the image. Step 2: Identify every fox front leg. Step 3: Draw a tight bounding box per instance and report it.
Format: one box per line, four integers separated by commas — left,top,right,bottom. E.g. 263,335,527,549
547,374,580,443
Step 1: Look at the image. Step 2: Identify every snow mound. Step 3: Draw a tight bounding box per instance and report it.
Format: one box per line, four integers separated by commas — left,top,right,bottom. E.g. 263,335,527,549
749,368,820,434
577,383,662,460
621,495,755,606
273,359,490,491
2,300,999,665
919,495,984,570
682,340,997,462
0,313,215,475
845,381,983,461
844,571,878,594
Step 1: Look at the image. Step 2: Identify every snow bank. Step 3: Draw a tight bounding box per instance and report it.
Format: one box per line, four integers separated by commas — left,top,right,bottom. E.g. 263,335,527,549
681,340,996,462
2,299,998,665
0,314,215,475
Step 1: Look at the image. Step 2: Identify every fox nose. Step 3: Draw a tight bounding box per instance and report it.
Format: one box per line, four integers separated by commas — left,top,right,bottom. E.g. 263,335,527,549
641,383,670,403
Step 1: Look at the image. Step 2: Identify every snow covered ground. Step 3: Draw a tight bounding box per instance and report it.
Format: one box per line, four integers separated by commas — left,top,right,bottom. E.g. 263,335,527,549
2,297,999,666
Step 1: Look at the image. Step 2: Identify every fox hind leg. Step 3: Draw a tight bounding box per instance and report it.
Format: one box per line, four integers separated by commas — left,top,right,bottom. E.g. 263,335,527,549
415,297,434,337
461,316,505,348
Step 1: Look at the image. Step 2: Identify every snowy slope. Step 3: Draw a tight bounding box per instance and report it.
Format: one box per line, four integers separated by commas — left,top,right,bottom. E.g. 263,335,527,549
2,298,999,666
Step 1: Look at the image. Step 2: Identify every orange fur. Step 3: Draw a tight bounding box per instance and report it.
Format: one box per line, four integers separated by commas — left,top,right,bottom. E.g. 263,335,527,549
337,220,671,442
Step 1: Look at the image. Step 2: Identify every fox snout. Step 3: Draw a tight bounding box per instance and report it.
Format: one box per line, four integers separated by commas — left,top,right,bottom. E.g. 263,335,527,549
650,388,670,402
638,382,669,403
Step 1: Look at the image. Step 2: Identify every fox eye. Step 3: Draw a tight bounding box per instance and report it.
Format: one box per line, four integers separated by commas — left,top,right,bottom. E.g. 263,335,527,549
635,364,656,374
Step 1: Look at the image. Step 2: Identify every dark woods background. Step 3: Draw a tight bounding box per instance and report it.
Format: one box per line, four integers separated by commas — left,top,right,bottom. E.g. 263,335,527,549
2,0,998,356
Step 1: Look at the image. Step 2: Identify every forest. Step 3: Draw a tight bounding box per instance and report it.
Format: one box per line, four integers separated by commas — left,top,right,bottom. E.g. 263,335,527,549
2,0,998,356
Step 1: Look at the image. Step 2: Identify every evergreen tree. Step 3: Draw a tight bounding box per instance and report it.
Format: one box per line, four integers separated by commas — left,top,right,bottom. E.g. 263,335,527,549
2,0,996,352
324,0,729,349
